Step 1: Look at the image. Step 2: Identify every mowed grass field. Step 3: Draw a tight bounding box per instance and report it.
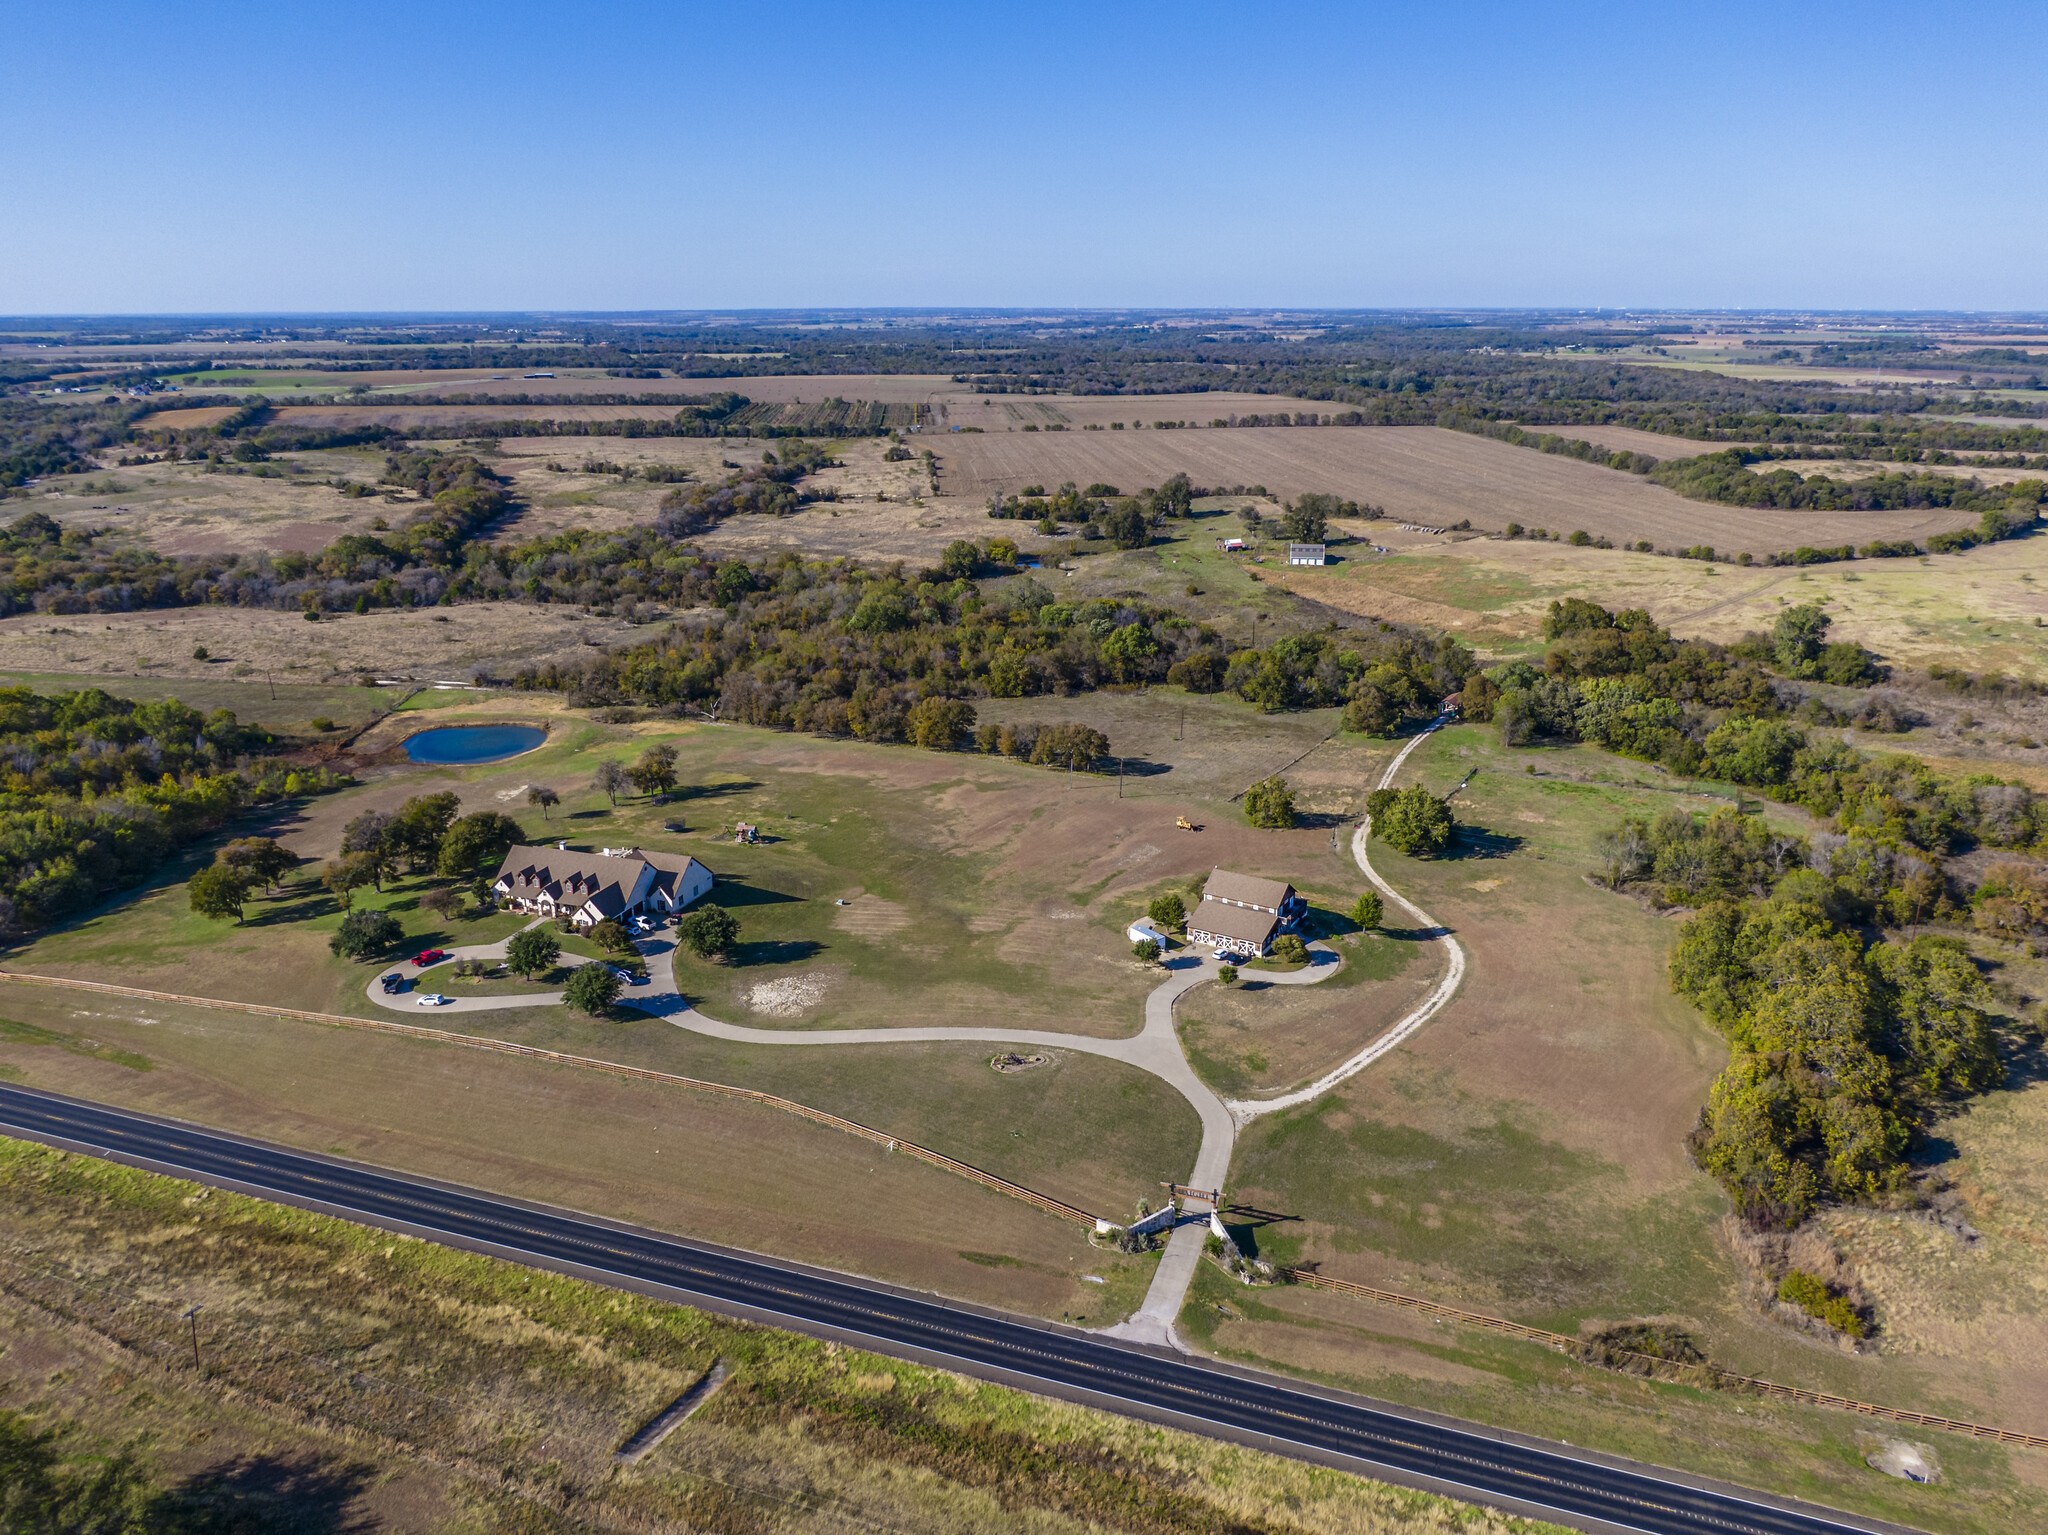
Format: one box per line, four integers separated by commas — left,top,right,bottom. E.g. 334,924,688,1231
0,701,1380,1314
1186,724,2048,1532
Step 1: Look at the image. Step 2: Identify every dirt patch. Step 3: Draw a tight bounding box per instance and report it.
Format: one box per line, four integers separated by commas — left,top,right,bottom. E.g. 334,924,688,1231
748,974,827,1017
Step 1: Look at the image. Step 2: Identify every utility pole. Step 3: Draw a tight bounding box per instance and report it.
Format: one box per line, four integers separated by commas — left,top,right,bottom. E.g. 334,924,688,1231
183,1305,203,1372
1118,757,1123,798
267,668,275,701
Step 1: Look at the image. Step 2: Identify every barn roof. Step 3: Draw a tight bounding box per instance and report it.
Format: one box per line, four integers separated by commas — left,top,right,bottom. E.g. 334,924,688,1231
1202,868,1294,912
1188,899,1279,946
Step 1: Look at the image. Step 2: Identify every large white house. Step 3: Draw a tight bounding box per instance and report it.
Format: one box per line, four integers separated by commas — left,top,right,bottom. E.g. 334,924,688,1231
1185,868,1306,957
491,844,714,929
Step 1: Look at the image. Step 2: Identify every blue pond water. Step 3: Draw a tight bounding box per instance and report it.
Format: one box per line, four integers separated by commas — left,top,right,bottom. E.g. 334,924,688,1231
403,724,546,765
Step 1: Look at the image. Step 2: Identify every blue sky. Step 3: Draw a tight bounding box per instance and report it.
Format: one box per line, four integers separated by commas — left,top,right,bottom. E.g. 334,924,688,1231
3,1,2043,313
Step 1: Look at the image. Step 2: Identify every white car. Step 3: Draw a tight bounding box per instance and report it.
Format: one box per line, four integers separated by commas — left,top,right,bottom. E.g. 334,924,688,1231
1212,948,1232,962
415,993,453,1007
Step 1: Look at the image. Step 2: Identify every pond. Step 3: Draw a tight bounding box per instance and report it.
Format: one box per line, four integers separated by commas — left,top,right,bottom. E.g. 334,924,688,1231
403,723,547,765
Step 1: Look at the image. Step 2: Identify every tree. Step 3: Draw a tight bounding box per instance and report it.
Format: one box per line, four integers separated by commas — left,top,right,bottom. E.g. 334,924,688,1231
1148,892,1186,931
420,886,466,921
1342,689,1396,736
941,539,980,579
592,759,630,806
1242,776,1297,829
1099,623,1159,681
1352,890,1383,930
437,811,524,892
188,865,250,924
392,791,462,873
678,903,740,960
1132,938,1161,964
588,918,634,954
629,743,679,797
215,836,294,893
340,809,393,858
526,785,560,821
506,928,561,979
1281,495,1333,543
1378,784,1454,857
1271,933,1310,965
564,961,623,1017
1218,964,1238,985
330,908,403,959
1102,498,1150,549
320,858,369,911
906,697,975,751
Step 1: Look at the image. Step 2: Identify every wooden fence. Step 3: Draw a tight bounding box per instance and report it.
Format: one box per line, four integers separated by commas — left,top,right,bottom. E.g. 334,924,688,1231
1280,1268,2048,1448
0,971,1100,1229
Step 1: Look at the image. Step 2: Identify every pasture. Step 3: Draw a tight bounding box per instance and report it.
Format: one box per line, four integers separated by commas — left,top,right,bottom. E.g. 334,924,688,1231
1272,531,2048,679
1200,724,2048,1531
0,600,653,684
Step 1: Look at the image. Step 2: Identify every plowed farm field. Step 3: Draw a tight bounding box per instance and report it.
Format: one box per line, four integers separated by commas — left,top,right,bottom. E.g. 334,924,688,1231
926,424,1979,551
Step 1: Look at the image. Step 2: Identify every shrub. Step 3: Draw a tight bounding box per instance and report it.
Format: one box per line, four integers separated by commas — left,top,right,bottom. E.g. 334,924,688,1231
1778,1269,1865,1337
1242,775,1297,829
1377,784,1453,857
310,716,336,732
587,918,635,954
1352,890,1383,929
330,908,403,959
563,961,623,1016
1132,938,1161,964
1270,934,1309,965
1148,892,1186,930
1218,964,1238,985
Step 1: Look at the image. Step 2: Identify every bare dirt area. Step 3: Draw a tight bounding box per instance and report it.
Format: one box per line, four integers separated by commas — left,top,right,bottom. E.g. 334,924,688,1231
0,602,650,684
1506,423,1745,461
927,425,1709,534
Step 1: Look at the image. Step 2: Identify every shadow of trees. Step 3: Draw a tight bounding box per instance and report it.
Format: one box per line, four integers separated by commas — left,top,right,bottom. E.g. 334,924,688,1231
145,1453,379,1534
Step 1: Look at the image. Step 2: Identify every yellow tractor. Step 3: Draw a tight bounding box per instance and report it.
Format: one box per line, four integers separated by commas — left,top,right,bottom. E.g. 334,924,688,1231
1175,815,1200,832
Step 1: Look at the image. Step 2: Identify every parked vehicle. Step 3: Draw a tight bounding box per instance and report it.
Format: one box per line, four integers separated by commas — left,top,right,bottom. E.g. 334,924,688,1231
415,993,453,1007
412,949,448,968
380,974,408,994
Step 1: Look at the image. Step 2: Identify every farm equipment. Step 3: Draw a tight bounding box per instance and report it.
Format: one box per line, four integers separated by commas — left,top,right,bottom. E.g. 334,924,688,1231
1175,815,1201,832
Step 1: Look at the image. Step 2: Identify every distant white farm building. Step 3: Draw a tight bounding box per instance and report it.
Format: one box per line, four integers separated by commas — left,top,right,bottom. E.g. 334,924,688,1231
1287,543,1326,566
1186,868,1306,957
491,845,713,930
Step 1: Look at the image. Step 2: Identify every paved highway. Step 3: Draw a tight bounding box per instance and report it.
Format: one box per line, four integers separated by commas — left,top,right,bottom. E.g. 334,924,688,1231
0,1083,1903,1535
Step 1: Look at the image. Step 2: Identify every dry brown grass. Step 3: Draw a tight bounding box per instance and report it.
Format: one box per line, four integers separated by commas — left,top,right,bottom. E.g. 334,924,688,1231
0,603,650,684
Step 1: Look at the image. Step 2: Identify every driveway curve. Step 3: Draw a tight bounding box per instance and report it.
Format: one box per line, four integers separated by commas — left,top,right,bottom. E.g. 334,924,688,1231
361,722,1468,1346
1222,717,1466,1123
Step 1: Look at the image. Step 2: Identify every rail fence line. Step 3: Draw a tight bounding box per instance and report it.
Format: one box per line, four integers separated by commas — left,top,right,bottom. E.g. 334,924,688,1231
1280,1268,2048,1449
0,970,1099,1229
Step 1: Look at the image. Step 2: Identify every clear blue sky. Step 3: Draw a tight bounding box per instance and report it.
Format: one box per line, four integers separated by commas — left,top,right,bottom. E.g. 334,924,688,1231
4,1,2043,313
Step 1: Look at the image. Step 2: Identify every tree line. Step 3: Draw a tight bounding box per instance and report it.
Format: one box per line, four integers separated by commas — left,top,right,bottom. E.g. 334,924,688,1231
0,685,348,934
